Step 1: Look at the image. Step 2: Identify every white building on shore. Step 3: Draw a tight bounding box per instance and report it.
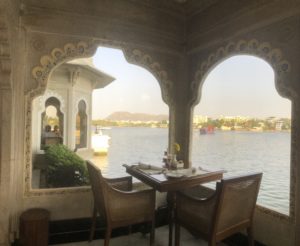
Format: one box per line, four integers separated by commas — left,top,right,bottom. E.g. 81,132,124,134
31,58,115,157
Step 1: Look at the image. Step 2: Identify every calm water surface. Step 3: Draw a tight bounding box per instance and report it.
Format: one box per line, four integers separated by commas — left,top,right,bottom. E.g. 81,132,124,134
91,127,290,215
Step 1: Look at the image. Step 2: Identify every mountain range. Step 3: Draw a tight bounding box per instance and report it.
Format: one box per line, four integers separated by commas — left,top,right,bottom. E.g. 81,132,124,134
105,111,168,122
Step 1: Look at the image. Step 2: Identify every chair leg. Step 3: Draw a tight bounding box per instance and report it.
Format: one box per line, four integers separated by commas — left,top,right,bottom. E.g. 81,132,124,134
89,206,97,242
208,237,216,246
175,223,180,246
167,192,176,246
150,221,155,246
247,227,254,246
104,227,111,246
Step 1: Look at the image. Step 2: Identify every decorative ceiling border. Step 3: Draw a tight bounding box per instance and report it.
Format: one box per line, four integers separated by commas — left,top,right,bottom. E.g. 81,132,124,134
29,42,172,104
31,41,97,98
191,39,292,105
0,10,11,187
0,12,11,90
190,39,295,222
25,40,172,196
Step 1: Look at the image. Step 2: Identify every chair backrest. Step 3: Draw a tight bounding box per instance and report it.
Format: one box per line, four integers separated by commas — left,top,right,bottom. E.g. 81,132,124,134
86,161,109,222
212,172,262,240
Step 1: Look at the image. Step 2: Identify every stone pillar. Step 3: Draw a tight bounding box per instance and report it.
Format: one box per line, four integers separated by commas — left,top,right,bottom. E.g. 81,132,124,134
68,71,76,150
0,89,13,245
293,99,300,246
172,103,194,168
0,3,15,243
167,55,195,168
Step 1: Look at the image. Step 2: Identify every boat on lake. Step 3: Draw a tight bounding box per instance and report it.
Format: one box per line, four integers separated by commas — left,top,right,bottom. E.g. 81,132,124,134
200,126,215,135
91,129,110,155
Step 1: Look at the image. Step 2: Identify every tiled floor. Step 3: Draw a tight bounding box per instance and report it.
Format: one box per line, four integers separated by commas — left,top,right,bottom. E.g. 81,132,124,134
52,225,227,246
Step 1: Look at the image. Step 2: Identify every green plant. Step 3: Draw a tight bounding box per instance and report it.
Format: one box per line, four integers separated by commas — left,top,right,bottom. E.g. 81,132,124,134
44,144,89,188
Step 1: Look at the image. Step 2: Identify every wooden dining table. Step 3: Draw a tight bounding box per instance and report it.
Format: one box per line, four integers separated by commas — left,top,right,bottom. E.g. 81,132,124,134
123,164,225,246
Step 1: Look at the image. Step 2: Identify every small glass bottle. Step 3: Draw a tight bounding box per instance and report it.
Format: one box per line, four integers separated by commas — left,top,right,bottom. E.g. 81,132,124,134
162,151,169,169
171,154,177,170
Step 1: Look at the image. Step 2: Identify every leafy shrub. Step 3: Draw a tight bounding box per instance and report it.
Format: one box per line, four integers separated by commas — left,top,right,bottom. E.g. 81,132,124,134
44,144,89,187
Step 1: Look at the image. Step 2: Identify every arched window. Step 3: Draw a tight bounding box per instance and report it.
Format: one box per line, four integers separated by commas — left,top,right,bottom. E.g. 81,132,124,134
41,97,64,149
76,100,87,149
193,55,291,215
91,47,169,177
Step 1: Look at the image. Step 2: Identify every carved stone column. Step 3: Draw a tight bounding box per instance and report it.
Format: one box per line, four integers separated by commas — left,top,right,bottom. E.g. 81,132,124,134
123,46,183,160
0,5,13,245
171,102,194,167
168,56,195,168
293,98,300,245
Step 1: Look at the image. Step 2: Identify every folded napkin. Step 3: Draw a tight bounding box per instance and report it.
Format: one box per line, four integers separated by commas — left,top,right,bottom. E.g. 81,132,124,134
137,162,165,174
138,162,163,170
165,168,207,178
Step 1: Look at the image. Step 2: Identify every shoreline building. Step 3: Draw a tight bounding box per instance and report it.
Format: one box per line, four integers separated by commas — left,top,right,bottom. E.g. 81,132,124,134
31,58,114,187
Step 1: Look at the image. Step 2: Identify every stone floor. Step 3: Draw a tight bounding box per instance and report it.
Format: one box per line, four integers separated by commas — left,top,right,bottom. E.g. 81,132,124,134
52,225,227,246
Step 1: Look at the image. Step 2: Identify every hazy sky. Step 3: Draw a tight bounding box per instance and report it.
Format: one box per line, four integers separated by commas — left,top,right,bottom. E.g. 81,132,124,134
92,47,168,119
92,47,291,119
196,56,291,118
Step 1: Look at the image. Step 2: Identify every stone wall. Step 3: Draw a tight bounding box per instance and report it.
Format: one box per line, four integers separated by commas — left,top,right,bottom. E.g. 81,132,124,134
6,1,184,244
1,0,300,245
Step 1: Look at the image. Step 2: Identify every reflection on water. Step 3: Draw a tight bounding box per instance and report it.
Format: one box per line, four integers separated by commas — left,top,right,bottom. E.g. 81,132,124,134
90,155,109,170
90,127,290,215
193,130,290,215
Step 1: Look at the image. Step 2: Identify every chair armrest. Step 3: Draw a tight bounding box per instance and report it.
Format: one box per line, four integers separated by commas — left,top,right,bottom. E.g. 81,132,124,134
104,176,132,191
107,188,156,222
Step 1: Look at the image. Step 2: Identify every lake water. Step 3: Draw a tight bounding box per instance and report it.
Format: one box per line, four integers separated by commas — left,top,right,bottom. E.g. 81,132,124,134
91,127,290,215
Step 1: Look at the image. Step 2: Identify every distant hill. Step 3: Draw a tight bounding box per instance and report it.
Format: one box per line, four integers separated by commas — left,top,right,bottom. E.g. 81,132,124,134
105,111,168,122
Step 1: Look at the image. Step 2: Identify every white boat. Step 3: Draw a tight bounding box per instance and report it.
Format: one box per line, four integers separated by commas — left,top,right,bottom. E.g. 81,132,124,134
91,130,110,155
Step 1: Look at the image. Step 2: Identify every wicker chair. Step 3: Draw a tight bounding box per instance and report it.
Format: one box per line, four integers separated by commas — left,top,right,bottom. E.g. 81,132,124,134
175,172,262,246
87,161,156,246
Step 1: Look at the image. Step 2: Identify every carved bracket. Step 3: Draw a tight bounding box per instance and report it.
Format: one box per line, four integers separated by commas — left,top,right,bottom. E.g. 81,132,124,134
190,39,293,106
69,67,81,87
189,39,295,220
0,13,11,90
123,48,173,105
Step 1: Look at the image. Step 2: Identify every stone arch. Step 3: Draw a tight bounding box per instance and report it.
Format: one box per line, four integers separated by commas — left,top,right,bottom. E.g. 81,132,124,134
74,96,89,115
25,41,97,195
190,39,295,221
25,40,172,195
39,97,64,151
34,91,67,150
190,39,292,107
39,90,66,114
30,43,173,104
31,41,98,98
